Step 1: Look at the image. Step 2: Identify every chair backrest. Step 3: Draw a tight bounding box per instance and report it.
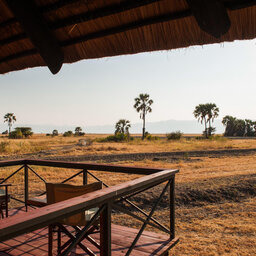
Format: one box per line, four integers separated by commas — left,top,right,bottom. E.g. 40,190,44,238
46,182,103,226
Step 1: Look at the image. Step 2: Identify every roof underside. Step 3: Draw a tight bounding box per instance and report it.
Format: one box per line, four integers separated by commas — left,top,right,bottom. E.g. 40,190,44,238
1,0,256,74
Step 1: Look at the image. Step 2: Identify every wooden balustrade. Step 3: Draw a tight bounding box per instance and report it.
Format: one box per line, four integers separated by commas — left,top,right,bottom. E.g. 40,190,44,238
0,159,179,255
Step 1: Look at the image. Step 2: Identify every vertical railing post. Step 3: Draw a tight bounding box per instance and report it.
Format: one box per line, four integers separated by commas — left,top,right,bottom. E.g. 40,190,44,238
24,164,29,212
170,176,175,239
83,169,88,185
100,203,112,256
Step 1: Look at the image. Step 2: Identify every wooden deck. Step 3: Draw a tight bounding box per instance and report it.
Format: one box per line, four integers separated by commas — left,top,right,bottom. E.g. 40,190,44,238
0,208,178,256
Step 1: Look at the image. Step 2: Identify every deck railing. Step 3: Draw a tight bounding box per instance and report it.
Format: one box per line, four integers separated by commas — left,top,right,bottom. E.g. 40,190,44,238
0,159,179,255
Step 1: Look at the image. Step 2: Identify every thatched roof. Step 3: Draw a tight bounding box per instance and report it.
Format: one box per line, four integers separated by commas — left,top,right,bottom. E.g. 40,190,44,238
1,0,256,74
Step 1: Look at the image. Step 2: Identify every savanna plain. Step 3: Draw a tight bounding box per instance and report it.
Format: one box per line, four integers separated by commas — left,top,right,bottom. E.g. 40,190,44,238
0,134,255,255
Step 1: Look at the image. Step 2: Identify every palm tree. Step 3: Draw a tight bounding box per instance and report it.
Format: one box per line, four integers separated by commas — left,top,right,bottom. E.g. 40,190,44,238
193,104,208,138
115,119,131,135
4,113,16,134
205,103,219,136
222,115,236,136
134,93,153,140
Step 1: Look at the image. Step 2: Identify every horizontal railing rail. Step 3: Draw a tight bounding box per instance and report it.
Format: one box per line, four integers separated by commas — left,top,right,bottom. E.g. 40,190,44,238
0,169,177,239
0,159,164,174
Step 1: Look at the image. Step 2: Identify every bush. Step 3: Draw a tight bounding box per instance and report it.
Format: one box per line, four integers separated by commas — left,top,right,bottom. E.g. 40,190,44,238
9,129,23,139
75,132,85,136
63,131,73,137
166,131,183,140
145,133,159,141
52,129,59,136
98,133,129,142
2,130,8,135
14,127,33,138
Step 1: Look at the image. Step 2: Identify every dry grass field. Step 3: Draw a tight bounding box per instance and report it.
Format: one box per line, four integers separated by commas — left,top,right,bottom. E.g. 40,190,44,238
1,133,256,158
0,134,255,255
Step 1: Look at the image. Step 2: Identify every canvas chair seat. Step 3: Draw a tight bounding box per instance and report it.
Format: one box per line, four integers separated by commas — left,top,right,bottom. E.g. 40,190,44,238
0,189,5,196
46,182,103,255
0,181,11,218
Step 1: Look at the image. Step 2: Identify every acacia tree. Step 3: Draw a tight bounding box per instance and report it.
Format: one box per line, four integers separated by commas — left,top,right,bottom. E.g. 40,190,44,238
134,93,153,140
115,119,131,135
193,104,208,138
4,113,16,135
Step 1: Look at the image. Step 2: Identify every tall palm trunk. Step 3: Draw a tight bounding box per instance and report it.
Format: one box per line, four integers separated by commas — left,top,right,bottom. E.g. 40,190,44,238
142,110,146,140
208,119,212,136
204,117,207,138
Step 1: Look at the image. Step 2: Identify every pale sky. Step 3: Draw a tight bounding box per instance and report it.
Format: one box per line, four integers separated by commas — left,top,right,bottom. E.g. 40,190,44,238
0,39,255,127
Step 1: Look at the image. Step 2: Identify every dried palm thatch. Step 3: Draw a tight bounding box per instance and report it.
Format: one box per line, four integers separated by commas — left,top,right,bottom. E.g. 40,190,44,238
0,0,256,74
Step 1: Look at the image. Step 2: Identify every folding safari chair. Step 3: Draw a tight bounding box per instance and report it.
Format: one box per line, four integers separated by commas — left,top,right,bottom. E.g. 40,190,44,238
46,182,103,255
0,178,11,218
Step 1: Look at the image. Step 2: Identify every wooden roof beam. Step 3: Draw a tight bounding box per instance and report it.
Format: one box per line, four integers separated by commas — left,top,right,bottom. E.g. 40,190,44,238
5,0,64,74
186,0,231,38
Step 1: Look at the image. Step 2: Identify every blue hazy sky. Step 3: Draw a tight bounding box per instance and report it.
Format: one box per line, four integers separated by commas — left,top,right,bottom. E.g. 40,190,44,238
0,39,255,127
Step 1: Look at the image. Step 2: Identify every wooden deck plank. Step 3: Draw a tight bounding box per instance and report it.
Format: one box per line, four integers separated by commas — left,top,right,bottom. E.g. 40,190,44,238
0,208,178,255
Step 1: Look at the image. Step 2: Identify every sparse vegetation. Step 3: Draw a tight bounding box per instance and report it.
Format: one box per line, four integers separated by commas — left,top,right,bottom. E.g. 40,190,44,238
166,131,183,140
75,127,85,136
98,133,130,142
52,129,58,136
63,130,73,137
8,127,33,139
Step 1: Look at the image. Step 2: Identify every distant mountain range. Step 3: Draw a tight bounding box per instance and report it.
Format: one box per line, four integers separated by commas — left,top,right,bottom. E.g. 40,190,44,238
0,119,225,134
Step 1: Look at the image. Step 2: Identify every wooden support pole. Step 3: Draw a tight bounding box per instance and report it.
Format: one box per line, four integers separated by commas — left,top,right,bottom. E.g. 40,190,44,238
100,203,112,256
24,164,28,212
83,169,88,185
170,177,175,240
5,185,8,218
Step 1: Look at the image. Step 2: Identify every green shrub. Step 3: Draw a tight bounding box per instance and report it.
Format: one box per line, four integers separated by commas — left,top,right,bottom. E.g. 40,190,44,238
98,133,130,142
17,127,33,138
52,129,59,136
146,133,159,141
63,131,73,137
166,131,183,140
9,129,23,139
2,130,8,135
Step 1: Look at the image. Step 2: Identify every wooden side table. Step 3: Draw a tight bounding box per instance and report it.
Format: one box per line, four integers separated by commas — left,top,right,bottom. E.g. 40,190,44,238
0,183,11,218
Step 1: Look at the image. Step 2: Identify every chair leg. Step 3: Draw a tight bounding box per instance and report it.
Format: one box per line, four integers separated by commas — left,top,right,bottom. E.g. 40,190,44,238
57,226,61,254
48,225,53,256
0,203,4,219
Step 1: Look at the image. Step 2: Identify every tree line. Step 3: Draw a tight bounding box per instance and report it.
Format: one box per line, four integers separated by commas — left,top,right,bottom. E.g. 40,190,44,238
194,103,256,137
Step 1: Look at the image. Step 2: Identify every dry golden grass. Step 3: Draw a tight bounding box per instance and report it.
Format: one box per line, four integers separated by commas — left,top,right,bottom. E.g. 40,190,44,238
0,137,255,255
1,134,256,157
